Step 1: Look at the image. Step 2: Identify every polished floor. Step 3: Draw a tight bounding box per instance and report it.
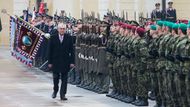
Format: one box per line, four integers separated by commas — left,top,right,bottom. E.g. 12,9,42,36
0,48,155,107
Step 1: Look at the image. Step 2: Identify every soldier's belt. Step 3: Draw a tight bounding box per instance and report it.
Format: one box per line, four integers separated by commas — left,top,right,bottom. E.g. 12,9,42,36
154,18,161,21
98,47,106,49
167,17,174,19
75,47,81,49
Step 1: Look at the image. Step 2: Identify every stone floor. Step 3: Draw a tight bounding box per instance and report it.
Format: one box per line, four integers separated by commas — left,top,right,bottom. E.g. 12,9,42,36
0,48,155,107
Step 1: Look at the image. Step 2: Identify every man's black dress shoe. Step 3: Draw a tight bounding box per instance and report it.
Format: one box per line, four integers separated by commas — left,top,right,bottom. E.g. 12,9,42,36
52,92,57,99
60,95,68,101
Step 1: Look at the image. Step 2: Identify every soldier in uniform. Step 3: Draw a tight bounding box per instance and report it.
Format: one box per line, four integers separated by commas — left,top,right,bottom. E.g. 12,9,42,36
165,1,177,22
157,21,173,106
106,22,119,98
175,23,188,107
151,3,164,21
132,27,149,106
120,24,130,102
116,24,129,100
96,21,110,93
165,23,179,107
74,21,82,84
148,24,157,101
77,25,86,88
124,25,139,104
83,24,91,89
112,22,123,99
111,22,123,99
185,24,190,107
148,24,164,107
123,24,137,103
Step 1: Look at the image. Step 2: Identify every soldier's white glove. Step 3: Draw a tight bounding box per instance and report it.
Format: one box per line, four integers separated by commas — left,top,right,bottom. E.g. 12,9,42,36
99,34,103,38
44,33,51,39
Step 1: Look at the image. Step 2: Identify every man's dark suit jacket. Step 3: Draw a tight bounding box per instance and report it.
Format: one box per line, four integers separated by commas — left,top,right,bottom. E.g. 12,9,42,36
48,33,74,72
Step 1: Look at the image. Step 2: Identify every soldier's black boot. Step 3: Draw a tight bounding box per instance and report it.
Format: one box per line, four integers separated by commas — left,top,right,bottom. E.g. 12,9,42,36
120,94,128,102
77,80,84,87
114,92,121,99
106,89,116,97
87,75,94,90
123,96,136,103
91,82,96,91
120,92,129,101
116,91,124,100
154,103,163,107
131,97,140,105
120,92,128,100
133,97,148,106
112,91,119,98
162,101,166,107
154,100,164,107
149,91,156,100
86,82,92,90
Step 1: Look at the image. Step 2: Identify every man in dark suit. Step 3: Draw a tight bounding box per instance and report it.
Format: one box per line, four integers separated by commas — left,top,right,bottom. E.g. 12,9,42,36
48,23,75,100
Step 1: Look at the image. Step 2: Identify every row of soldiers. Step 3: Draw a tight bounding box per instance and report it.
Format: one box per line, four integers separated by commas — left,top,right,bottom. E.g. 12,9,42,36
106,21,149,106
106,19,190,107
74,18,110,93
24,8,190,106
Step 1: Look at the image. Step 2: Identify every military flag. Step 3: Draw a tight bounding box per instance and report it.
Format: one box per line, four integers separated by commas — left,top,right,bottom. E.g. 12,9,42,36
10,16,44,67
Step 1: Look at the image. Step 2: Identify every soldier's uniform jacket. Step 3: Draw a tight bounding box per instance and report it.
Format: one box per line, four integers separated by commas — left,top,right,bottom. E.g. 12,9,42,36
123,35,132,58
183,39,190,72
97,32,108,74
165,8,177,22
165,35,177,61
106,32,115,54
175,36,189,73
135,36,149,71
151,9,163,21
113,33,120,56
158,33,172,58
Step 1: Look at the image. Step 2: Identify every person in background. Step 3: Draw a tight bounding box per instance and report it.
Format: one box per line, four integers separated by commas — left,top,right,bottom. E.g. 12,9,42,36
151,3,164,21
28,14,33,24
20,10,28,21
165,1,177,22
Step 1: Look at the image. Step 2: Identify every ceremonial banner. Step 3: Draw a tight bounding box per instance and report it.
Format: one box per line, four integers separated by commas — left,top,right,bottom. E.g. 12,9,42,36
10,16,44,67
